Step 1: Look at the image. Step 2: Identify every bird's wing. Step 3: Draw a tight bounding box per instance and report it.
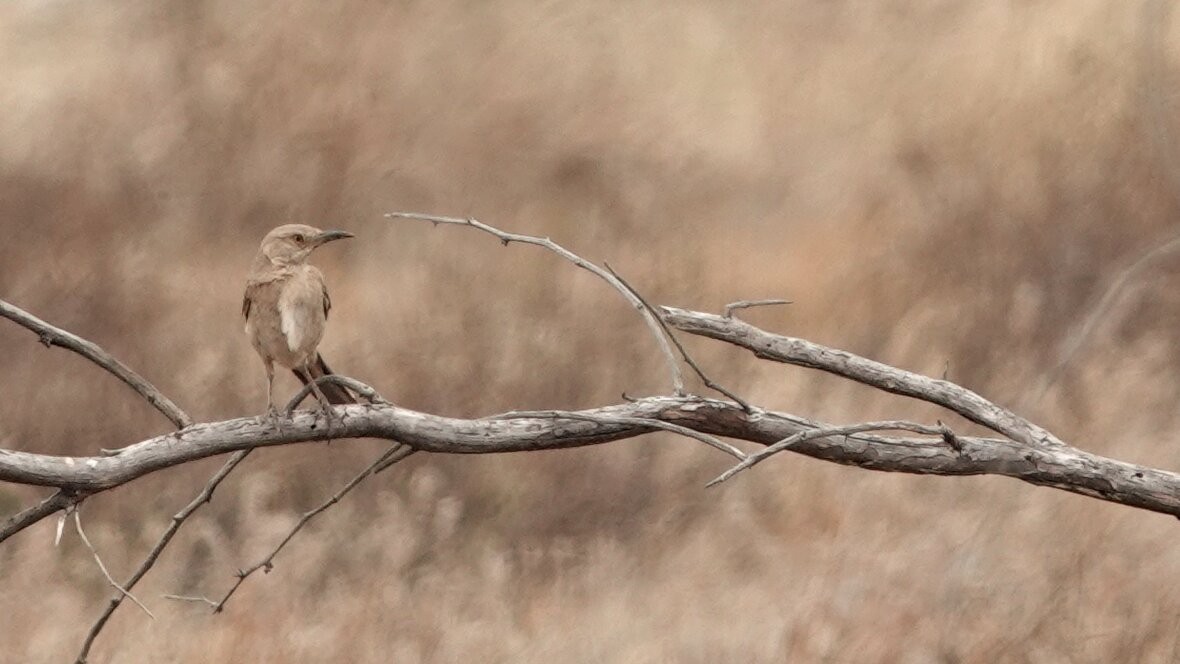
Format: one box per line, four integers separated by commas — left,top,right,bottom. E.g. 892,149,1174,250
322,280,331,319
242,281,260,320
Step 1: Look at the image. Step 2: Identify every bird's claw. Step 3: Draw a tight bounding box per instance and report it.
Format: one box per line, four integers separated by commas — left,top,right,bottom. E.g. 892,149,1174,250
319,403,341,438
267,405,286,432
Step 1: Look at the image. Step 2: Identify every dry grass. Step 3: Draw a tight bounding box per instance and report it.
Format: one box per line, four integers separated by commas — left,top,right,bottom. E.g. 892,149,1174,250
4,1,1180,661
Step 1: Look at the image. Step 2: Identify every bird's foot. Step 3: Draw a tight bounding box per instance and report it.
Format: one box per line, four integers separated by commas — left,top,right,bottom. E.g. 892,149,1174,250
267,405,286,432
319,403,341,442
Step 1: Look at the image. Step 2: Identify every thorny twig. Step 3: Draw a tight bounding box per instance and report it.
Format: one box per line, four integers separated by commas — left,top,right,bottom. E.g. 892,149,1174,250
74,450,253,664
385,211,687,396
204,444,414,613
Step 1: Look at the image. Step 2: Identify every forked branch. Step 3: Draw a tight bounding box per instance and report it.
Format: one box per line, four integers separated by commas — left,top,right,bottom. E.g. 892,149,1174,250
660,306,1066,450
206,444,414,613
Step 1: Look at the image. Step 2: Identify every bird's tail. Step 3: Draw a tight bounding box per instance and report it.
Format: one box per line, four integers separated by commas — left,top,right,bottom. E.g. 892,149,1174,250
294,353,357,404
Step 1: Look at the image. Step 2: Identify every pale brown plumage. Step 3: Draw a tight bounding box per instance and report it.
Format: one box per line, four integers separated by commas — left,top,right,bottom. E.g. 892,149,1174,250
243,224,355,422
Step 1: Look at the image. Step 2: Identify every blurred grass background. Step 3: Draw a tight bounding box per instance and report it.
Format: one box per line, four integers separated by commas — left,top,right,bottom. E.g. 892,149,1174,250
4,0,1180,661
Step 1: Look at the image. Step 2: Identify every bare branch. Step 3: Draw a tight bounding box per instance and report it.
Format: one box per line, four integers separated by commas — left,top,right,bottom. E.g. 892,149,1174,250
707,420,945,487
724,298,792,318
0,303,1176,567
661,306,1065,450
603,263,752,411
0,298,192,429
498,409,747,460
373,444,415,474
74,450,253,664
72,510,155,620
384,211,687,395
0,390,1176,517
209,444,413,613
162,594,219,608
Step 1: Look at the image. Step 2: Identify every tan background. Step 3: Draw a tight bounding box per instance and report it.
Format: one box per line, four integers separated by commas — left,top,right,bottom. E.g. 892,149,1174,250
3,1,1180,661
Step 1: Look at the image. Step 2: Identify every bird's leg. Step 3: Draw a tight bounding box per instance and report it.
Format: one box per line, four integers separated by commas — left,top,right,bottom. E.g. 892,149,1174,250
297,364,338,430
265,359,284,431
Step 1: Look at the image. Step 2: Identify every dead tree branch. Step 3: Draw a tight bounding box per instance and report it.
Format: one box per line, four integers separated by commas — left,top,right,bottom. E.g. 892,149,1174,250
707,420,949,487
0,298,192,429
206,444,414,612
0,299,259,662
73,449,253,664
660,306,1066,450
384,211,687,395
5,241,1180,662
497,409,748,460
603,263,752,410
1,386,1179,518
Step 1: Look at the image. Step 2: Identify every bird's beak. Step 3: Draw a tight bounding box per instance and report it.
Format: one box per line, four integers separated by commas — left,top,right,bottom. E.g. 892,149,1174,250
313,230,354,246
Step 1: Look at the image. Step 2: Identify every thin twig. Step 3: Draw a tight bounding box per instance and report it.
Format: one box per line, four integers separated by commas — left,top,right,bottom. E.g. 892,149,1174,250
73,510,155,620
384,211,686,396
285,374,388,413
163,594,219,608
210,444,414,613
604,263,753,412
501,409,747,460
74,449,253,664
374,445,417,474
0,298,192,429
707,420,944,487
723,299,792,318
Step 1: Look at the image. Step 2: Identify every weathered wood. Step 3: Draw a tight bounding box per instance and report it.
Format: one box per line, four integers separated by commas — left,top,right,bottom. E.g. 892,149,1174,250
3,395,1180,529
661,306,1066,449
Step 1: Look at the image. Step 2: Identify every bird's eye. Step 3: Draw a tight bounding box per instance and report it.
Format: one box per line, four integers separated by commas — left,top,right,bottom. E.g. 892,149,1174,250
293,234,305,243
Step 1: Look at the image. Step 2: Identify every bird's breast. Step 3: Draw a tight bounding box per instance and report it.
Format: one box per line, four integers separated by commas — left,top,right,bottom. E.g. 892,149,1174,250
277,268,327,358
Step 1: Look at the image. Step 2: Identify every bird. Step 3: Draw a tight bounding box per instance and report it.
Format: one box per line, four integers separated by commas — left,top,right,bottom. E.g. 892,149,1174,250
243,223,355,425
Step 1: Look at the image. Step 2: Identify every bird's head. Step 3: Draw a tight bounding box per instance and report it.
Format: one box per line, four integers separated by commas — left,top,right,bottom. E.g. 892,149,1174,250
258,224,354,266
